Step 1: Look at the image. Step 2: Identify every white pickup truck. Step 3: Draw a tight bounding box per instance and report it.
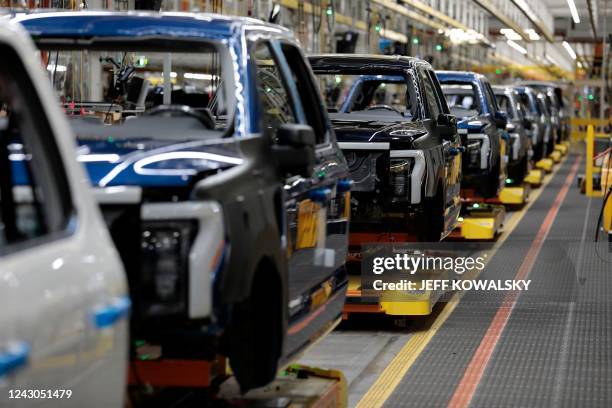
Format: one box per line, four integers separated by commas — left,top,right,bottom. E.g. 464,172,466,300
0,22,128,406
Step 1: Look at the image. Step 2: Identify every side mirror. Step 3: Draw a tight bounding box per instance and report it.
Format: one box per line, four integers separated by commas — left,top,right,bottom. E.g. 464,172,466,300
437,113,457,139
272,124,316,177
268,4,281,24
494,111,508,129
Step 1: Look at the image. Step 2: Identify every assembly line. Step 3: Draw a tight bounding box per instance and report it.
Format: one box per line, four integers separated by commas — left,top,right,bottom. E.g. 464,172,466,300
0,1,610,407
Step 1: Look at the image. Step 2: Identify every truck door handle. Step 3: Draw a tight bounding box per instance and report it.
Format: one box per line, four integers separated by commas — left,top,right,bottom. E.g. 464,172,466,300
0,342,30,377
93,296,131,329
309,188,332,203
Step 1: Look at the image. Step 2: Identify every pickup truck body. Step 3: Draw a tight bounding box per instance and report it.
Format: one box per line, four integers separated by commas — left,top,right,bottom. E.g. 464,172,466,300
492,85,531,181
309,54,462,241
17,11,350,391
437,71,508,198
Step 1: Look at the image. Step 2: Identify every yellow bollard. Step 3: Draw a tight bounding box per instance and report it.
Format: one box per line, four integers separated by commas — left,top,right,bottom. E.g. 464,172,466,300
586,125,595,197
603,152,612,233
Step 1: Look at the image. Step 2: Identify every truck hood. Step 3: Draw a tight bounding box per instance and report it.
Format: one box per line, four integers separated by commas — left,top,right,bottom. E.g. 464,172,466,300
76,137,243,188
331,117,428,148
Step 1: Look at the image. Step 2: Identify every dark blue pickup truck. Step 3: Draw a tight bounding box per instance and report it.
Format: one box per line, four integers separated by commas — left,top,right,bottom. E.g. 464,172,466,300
17,11,350,390
437,71,508,198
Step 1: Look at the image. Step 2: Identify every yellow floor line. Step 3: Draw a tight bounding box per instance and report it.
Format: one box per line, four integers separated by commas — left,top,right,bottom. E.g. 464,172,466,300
354,159,565,408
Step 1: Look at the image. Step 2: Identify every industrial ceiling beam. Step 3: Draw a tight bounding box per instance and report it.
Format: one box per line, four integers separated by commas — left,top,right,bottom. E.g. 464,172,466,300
375,0,491,46
586,0,598,39
370,0,446,32
510,0,555,43
473,0,531,42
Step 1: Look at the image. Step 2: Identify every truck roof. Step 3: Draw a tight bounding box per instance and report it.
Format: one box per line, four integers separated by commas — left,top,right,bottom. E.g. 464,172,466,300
14,11,291,41
309,54,429,72
435,70,488,83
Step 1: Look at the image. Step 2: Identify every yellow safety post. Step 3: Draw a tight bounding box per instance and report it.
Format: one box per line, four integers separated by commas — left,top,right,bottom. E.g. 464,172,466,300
586,125,595,197
603,152,612,233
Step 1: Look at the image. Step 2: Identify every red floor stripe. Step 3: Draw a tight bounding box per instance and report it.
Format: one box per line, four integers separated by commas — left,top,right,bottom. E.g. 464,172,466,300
448,156,581,408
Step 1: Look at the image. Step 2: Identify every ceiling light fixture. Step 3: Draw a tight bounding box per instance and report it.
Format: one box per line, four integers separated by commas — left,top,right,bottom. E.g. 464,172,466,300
500,28,522,41
525,29,540,41
546,55,559,66
507,40,528,55
562,41,577,59
566,0,580,24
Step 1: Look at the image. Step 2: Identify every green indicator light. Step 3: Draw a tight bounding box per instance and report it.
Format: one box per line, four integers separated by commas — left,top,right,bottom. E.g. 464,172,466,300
107,136,114,143
412,37,420,45
587,93,594,100
495,68,502,75
473,203,480,209
375,24,382,33
505,178,513,184
317,170,326,179
335,75,342,84
266,87,272,93
435,44,443,51
326,6,333,16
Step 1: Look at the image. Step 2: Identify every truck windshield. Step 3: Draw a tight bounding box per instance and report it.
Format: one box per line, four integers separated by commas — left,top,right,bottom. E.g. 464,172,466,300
495,94,514,119
313,73,417,121
38,42,234,139
441,84,481,118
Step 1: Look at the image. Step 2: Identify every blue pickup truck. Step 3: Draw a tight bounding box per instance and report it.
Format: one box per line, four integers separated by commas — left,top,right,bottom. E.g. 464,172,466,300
17,11,351,390
437,71,508,198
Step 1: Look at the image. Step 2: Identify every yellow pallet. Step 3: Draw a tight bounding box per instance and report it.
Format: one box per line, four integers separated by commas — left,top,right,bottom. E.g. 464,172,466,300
536,158,554,172
498,185,530,205
346,277,443,317
524,169,544,186
549,150,562,163
554,143,568,155
380,289,443,316
458,204,506,240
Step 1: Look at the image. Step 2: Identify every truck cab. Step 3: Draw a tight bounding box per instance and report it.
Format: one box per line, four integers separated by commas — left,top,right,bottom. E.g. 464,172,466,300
310,54,462,241
492,85,531,182
437,71,508,198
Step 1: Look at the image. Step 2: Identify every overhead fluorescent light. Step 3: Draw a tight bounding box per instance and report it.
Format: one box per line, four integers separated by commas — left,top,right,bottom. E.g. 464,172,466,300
500,28,522,41
46,64,67,72
184,73,215,80
546,55,560,66
566,0,580,23
507,40,527,55
525,29,540,41
562,41,577,59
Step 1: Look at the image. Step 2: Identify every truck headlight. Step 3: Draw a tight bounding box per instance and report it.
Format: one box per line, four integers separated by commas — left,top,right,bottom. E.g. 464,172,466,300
467,140,482,168
389,158,412,198
509,133,521,161
140,221,197,318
